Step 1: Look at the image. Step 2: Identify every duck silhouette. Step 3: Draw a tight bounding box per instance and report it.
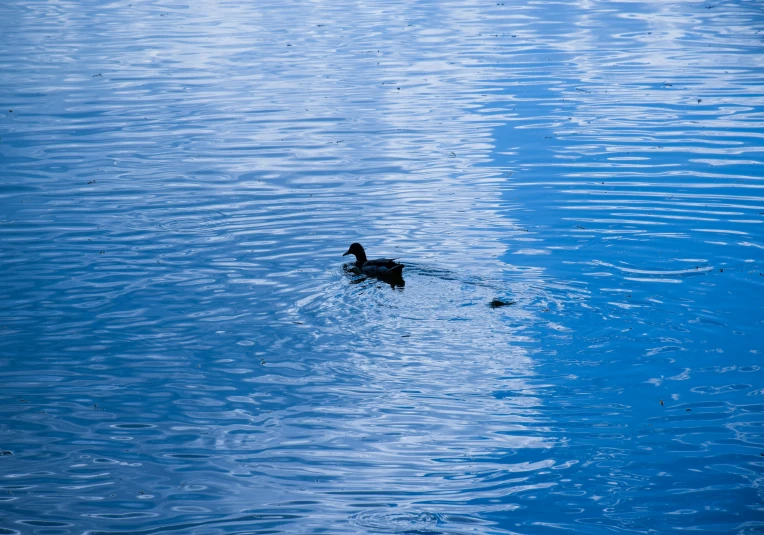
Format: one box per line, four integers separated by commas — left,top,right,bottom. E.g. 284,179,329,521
343,243,404,287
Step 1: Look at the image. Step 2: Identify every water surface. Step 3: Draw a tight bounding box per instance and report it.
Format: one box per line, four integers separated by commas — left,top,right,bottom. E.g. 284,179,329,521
1,0,763,533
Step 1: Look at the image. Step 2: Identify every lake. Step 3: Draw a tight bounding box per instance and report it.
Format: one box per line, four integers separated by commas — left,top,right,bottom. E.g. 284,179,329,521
1,0,763,533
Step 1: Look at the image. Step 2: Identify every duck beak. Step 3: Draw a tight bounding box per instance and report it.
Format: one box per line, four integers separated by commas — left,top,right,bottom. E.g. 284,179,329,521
342,248,351,256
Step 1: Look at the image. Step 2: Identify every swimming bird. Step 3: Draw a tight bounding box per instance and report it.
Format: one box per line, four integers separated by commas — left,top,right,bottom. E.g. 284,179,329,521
343,243,404,277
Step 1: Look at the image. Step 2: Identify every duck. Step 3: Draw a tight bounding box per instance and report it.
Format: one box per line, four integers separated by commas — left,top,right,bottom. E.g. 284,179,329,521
343,243,404,277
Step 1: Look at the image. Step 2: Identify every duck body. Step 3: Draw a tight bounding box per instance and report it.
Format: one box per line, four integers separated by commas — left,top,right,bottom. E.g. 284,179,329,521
343,243,404,277
357,258,404,277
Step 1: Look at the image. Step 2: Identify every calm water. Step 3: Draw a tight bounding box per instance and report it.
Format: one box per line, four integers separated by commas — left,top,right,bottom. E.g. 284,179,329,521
1,0,763,533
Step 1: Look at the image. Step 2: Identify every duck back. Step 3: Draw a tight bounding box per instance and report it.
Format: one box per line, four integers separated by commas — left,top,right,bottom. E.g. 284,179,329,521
361,259,404,276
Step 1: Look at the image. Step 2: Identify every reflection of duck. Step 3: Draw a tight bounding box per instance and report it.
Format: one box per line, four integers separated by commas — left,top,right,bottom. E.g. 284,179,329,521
343,243,404,276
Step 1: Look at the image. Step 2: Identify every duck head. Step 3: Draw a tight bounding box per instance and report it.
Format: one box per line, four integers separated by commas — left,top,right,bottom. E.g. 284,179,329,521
343,242,367,264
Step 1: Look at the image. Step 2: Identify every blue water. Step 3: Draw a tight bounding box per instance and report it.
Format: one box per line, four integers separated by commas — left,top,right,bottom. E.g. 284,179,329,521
1,0,763,533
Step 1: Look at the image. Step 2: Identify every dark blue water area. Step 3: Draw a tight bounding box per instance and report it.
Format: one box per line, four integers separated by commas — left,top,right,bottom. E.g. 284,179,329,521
1,0,763,534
